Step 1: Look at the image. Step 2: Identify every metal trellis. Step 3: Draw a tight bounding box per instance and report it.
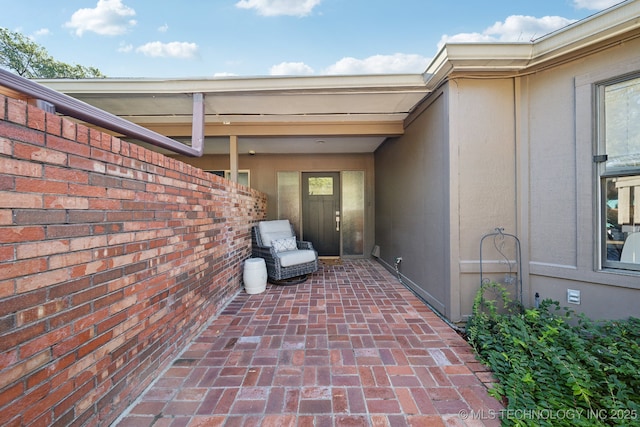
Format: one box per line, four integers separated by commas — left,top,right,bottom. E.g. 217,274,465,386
479,227,523,306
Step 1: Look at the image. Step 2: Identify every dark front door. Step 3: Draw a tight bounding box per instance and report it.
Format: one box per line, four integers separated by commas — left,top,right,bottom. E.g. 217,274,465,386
302,172,340,256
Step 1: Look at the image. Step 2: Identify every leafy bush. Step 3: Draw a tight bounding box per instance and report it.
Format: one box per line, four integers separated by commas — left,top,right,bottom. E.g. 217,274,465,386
467,282,640,426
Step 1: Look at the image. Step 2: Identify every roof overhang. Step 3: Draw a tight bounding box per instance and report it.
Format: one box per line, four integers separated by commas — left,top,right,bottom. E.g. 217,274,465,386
38,74,430,154
31,0,640,156
423,0,640,90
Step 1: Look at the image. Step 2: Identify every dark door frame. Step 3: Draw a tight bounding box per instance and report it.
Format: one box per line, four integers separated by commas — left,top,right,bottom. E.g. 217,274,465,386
302,171,341,257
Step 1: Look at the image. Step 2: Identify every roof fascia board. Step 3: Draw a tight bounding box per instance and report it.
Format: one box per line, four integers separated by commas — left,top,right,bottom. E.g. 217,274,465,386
138,121,406,137
119,113,409,124
37,74,429,95
422,44,532,90
422,0,640,88
532,0,640,59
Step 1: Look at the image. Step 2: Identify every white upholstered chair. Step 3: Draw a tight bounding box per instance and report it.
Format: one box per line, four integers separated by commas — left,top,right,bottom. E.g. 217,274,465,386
251,220,318,283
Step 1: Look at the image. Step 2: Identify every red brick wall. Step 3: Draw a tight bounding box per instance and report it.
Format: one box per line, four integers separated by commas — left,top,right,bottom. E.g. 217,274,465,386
0,94,267,427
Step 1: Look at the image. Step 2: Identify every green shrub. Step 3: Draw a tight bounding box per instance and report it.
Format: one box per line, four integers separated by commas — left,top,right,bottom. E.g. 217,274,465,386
467,282,640,426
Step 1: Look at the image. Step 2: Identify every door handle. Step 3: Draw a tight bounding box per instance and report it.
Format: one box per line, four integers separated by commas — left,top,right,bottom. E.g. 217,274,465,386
335,211,340,232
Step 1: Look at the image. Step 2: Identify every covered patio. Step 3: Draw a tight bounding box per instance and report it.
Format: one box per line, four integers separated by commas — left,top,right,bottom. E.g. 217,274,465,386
4,4,640,421
114,259,503,427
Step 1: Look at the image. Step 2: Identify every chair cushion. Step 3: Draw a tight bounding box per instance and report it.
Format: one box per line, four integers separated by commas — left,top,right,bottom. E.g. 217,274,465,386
277,249,317,267
258,220,293,247
272,237,297,253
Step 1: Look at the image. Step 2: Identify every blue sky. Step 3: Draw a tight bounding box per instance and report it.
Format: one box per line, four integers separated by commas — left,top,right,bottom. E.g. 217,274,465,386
1,0,626,78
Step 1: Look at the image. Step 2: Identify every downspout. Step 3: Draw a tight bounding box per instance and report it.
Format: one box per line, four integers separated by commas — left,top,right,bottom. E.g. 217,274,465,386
0,69,204,157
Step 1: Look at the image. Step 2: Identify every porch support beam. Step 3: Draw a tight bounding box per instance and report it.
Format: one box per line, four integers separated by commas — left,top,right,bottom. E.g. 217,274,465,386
191,93,205,155
229,135,238,184
132,121,406,137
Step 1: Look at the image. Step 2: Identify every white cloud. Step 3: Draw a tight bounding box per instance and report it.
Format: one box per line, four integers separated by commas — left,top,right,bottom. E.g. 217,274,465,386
33,28,51,38
488,15,575,41
438,15,575,48
213,72,239,77
158,24,169,33
235,0,322,17
65,0,136,36
118,42,133,53
135,41,199,59
323,53,431,75
270,62,315,75
439,32,496,46
268,54,430,77
573,0,623,10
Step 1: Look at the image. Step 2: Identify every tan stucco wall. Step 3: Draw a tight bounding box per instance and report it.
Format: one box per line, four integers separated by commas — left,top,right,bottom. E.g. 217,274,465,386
375,90,450,315
450,77,518,321
522,37,640,320
444,36,640,321
376,37,640,323
375,79,519,323
173,152,376,257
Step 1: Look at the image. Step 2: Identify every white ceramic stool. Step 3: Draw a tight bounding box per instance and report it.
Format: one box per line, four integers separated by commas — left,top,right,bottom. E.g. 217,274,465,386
243,258,267,294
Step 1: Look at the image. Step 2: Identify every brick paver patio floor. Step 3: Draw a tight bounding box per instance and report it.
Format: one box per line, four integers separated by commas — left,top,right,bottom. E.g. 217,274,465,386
114,259,503,426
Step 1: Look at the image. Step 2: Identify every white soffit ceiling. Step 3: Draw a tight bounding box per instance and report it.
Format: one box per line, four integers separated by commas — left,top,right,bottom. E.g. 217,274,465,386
72,91,426,122
40,74,428,154
131,135,388,155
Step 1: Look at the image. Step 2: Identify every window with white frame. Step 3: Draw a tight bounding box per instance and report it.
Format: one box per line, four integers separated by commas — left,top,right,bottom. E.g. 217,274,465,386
205,170,250,187
599,75,640,269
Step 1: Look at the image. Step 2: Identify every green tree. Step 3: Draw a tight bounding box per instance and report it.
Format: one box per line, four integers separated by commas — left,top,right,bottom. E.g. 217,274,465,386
0,27,104,78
